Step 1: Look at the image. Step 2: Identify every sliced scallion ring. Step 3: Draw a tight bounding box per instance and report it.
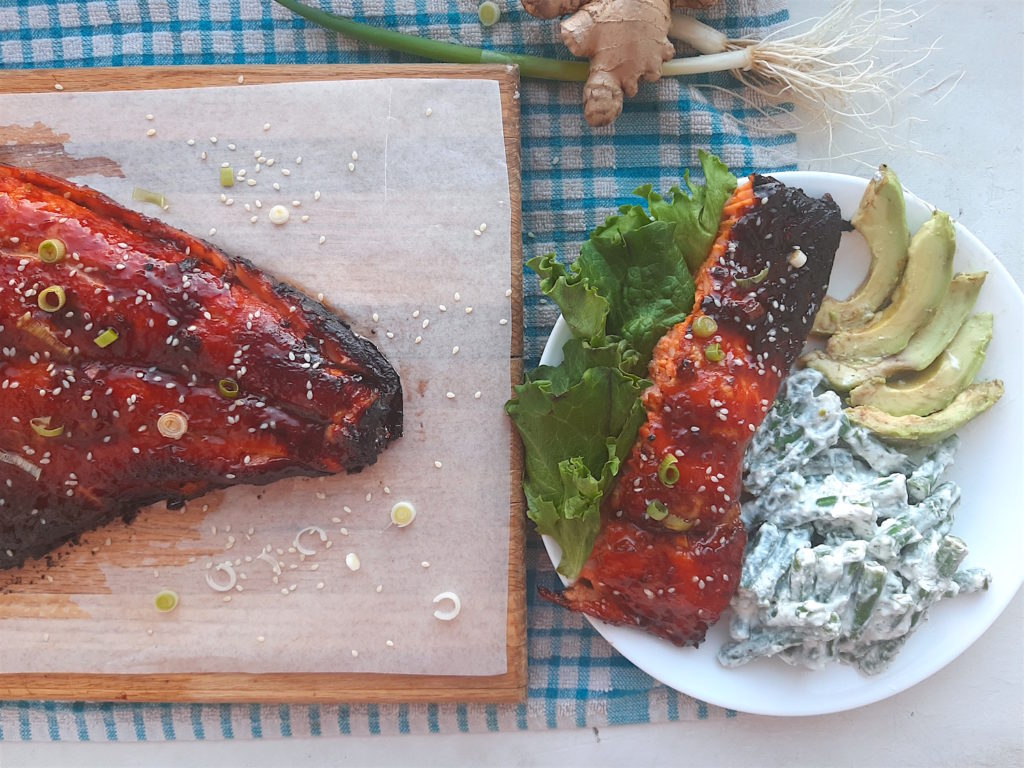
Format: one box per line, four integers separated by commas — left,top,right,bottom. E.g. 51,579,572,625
478,1,501,26
256,549,283,576
157,411,188,440
664,514,695,532
735,265,770,288
37,285,67,313
205,562,237,592
217,378,240,399
38,238,67,263
390,501,416,528
219,166,235,187
646,500,669,521
268,204,290,225
432,591,461,621
294,525,328,556
94,328,119,348
132,187,168,209
30,416,64,438
691,315,718,338
704,342,725,363
657,455,680,487
154,589,179,613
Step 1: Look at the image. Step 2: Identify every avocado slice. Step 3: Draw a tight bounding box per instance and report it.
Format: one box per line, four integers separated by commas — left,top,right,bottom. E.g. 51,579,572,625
846,380,1004,446
802,272,987,390
847,312,994,416
827,211,956,361
813,166,910,335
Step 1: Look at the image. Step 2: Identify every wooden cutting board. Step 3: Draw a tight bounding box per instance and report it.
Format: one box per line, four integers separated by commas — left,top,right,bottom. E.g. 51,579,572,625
0,65,526,704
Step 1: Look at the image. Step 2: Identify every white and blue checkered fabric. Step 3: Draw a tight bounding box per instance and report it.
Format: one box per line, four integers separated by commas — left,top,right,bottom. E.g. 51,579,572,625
0,0,796,739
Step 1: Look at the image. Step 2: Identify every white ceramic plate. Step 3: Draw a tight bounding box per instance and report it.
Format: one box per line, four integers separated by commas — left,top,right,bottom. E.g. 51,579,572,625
538,171,1024,716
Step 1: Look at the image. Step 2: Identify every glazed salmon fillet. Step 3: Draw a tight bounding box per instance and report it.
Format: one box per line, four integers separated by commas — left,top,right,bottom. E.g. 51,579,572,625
542,175,843,646
0,165,402,569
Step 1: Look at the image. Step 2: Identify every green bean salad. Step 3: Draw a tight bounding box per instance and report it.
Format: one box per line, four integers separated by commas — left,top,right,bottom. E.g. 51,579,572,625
719,369,990,674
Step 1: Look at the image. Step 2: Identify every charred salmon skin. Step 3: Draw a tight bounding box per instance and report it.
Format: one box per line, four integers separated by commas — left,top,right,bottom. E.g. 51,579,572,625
0,164,402,569
542,175,843,646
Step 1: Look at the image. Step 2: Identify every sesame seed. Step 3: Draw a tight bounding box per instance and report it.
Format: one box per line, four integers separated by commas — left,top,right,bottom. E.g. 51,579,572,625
434,461,442,469
145,128,156,137
348,162,356,172
54,83,63,91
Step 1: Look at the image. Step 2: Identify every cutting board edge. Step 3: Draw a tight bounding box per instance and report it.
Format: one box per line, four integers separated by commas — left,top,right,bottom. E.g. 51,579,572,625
0,63,527,704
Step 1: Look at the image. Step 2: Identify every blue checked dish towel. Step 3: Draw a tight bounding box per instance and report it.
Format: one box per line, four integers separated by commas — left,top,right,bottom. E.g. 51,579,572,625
0,0,796,740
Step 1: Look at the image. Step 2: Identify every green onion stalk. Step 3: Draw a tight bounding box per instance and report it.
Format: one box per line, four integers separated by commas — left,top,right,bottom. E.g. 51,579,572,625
274,0,754,82
273,0,589,82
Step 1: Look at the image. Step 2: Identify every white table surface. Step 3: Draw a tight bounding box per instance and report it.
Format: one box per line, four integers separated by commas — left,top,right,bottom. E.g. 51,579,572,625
2,2,1021,765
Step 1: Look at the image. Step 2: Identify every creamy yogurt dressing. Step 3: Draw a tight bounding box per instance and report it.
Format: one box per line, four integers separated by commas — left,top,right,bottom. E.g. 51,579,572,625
719,369,990,675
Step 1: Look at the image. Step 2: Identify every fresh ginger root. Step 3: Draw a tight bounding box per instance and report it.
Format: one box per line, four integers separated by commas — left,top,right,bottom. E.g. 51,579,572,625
521,0,723,126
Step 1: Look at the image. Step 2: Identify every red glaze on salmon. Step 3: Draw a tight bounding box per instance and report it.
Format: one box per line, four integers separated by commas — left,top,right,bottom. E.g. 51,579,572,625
542,175,843,646
0,165,402,569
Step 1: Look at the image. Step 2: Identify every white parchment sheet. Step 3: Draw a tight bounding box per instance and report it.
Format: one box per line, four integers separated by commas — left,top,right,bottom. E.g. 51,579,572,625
0,78,514,675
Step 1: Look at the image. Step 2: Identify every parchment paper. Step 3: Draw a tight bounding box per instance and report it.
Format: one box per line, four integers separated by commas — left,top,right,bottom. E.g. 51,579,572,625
0,79,513,675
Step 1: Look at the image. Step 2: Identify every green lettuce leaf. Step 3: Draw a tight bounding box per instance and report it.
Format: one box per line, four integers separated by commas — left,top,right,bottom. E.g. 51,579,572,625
507,365,648,577
636,151,738,274
506,151,737,578
527,336,643,391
